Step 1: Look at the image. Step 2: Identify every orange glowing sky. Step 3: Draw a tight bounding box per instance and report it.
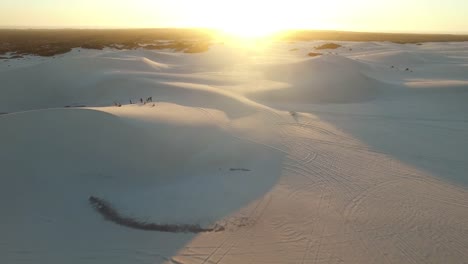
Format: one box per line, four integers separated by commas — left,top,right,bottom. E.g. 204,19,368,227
1,0,468,36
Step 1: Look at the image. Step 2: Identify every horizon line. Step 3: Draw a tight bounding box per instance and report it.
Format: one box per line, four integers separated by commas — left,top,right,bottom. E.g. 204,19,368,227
1,26,468,36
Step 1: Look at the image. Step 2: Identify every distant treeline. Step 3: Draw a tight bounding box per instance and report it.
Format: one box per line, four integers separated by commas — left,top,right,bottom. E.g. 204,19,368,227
0,28,214,57
1,28,468,57
279,30,468,43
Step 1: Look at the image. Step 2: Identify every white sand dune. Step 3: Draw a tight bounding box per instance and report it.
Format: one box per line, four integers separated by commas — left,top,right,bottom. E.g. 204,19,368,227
0,52,266,118
1,41,468,264
0,106,283,262
355,50,456,65
249,55,382,103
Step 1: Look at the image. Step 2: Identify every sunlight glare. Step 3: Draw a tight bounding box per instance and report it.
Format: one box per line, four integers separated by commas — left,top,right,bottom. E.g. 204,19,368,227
211,0,288,39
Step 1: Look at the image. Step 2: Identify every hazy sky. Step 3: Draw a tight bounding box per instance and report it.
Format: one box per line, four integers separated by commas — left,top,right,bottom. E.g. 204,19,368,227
1,0,467,34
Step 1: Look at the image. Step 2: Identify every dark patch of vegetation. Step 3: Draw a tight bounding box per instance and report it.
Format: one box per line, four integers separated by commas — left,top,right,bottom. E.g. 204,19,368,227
184,42,211,53
89,196,224,233
145,40,210,53
307,52,322,57
391,41,409,44
315,43,342,50
80,43,105,50
0,29,214,57
64,105,86,108
289,48,298,51
229,168,251,172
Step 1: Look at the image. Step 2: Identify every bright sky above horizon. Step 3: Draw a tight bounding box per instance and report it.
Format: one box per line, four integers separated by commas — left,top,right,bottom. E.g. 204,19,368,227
1,0,467,35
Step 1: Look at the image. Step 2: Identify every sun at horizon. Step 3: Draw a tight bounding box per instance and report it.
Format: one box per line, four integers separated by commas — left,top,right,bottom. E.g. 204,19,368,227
1,0,468,34
188,0,301,39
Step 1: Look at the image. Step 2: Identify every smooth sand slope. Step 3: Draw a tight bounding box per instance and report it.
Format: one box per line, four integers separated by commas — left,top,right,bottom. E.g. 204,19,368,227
1,41,468,263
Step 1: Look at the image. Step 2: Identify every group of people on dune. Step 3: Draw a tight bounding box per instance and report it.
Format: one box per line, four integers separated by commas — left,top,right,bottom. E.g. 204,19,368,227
130,96,152,105
114,96,154,107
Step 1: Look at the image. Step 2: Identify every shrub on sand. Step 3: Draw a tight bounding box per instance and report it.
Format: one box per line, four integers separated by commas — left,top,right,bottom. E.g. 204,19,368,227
315,43,342,50
88,196,224,233
308,52,322,57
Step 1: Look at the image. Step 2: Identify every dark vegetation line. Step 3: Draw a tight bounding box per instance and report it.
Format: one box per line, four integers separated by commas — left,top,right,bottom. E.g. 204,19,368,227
88,196,224,233
1,29,468,58
0,28,214,57
280,30,468,43
229,168,251,171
